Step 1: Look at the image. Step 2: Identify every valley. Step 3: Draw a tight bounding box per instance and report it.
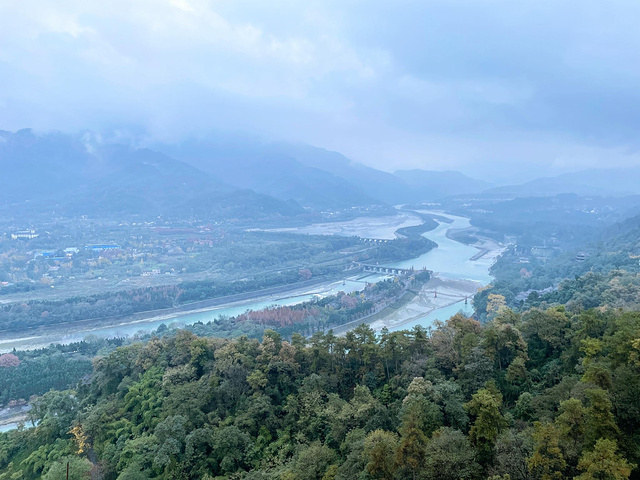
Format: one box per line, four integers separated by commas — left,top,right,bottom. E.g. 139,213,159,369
5,5,640,478
3,133,640,479
0,209,500,351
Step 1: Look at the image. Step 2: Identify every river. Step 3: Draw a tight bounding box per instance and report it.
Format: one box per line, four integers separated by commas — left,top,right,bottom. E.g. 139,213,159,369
377,210,504,332
389,211,498,284
0,211,502,351
0,211,503,432
0,279,367,352
0,405,32,433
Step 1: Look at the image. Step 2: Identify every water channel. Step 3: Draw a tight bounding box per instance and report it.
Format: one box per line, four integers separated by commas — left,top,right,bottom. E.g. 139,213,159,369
389,211,496,284
381,210,504,332
0,211,501,351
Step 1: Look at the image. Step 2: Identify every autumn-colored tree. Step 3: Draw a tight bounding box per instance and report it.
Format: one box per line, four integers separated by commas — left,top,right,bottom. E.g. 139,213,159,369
0,353,20,367
69,423,90,454
486,294,508,319
299,268,313,280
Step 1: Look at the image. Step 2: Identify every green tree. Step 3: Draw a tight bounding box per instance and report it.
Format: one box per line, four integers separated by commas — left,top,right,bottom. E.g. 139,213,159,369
294,443,337,480
395,426,427,480
465,388,507,465
30,390,79,442
400,393,443,438
335,429,367,480
554,398,586,470
575,439,635,480
493,429,534,480
42,456,92,480
528,422,566,480
396,393,430,480
521,308,570,367
153,415,188,471
211,426,252,475
514,392,535,422
363,430,398,480
584,389,619,447
423,427,481,480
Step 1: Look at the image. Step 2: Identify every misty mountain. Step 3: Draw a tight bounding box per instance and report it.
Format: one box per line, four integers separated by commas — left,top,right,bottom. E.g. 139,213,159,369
155,135,491,206
485,167,640,197
156,138,381,209
0,128,497,219
261,143,410,204
0,129,302,219
394,169,492,200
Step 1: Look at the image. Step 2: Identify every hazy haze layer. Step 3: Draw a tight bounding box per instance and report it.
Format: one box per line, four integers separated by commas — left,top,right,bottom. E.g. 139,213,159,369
3,1,640,181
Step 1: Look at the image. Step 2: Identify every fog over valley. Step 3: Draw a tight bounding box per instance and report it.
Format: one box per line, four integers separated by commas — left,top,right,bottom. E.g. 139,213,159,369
2,2,640,480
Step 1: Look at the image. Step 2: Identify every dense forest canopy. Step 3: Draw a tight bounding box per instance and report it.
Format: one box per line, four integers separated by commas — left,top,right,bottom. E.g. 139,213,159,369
1,282,640,479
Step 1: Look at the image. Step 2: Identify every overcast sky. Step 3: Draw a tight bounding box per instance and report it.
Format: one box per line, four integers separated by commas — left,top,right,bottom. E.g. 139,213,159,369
2,0,640,181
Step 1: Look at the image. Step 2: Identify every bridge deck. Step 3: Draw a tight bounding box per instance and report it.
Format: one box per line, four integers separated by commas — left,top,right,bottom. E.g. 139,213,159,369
358,263,431,276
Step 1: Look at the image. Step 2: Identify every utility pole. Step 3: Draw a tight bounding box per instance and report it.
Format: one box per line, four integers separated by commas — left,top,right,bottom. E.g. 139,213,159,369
67,461,70,480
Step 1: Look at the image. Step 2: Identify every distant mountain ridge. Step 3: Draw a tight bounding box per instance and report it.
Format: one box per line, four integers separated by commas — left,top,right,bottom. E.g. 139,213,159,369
157,139,378,209
154,135,491,206
485,167,640,197
0,129,302,220
394,169,492,200
0,128,499,220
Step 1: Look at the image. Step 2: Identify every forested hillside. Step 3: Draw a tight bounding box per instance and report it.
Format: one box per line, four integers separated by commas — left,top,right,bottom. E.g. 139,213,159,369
474,209,640,318
1,291,639,479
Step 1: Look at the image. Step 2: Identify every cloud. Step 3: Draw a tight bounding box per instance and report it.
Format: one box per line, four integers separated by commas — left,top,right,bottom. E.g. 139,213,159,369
2,0,640,180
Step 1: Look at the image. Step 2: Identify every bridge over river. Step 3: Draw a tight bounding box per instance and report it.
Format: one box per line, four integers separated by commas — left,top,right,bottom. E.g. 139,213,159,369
358,263,432,276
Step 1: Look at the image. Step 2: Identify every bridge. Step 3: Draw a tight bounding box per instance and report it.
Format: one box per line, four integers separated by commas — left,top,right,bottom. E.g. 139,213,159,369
359,237,390,244
358,263,431,276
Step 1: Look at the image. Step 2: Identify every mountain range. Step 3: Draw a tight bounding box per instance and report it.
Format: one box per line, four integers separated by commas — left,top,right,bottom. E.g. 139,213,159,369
154,136,491,207
0,129,492,220
0,129,301,220
485,168,640,197
3,128,640,222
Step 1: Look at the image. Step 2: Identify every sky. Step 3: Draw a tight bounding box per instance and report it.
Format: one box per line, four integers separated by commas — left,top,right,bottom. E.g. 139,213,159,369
2,0,640,182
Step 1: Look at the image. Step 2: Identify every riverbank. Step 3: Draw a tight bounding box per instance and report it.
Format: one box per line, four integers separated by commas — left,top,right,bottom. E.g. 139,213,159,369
365,275,482,332
0,404,30,432
0,274,373,352
351,214,506,332
256,211,422,240
0,210,506,352
446,226,506,260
